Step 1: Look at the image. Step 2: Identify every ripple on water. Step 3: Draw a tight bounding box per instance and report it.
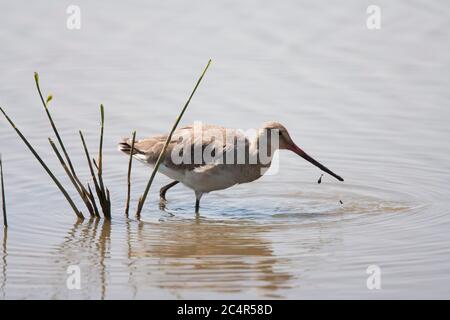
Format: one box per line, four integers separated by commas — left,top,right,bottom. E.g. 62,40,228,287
140,181,421,227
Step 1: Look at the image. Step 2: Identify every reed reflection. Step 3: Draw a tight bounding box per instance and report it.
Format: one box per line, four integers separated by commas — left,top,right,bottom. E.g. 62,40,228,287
1,227,7,299
55,218,111,299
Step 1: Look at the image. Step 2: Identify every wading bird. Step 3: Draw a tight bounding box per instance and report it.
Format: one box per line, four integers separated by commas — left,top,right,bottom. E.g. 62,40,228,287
119,122,343,212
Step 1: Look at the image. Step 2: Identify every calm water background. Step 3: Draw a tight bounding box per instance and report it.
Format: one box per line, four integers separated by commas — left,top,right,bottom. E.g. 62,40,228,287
1,0,449,299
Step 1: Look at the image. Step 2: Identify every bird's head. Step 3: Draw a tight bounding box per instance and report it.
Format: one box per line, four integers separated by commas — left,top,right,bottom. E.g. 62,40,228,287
261,121,344,182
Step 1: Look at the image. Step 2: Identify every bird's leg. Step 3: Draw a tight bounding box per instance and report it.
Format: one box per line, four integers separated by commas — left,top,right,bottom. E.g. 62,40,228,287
159,181,179,202
195,199,200,213
195,191,203,213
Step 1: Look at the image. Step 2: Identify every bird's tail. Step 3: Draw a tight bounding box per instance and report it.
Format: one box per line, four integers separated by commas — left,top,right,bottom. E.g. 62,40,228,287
118,137,151,165
118,138,138,155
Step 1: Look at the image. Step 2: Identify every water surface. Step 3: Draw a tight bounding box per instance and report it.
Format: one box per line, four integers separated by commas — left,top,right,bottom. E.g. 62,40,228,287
1,0,450,299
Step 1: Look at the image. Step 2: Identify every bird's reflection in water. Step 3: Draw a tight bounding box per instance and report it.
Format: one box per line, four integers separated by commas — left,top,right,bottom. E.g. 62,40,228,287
128,213,293,298
54,213,293,298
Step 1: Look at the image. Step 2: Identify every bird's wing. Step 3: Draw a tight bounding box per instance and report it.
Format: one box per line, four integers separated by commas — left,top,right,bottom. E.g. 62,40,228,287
131,124,250,171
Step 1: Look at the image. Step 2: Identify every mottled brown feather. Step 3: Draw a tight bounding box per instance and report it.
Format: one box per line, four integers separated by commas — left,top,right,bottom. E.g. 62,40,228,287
119,124,251,172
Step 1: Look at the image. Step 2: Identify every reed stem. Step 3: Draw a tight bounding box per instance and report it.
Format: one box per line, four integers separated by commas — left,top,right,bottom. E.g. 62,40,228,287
135,59,211,216
87,184,100,217
48,138,95,217
125,131,136,217
79,131,109,219
0,107,84,219
34,72,95,216
95,105,110,219
79,132,102,201
34,73,77,176
98,105,104,175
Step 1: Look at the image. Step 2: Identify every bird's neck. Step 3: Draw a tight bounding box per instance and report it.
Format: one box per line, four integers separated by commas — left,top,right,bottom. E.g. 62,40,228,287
249,130,278,167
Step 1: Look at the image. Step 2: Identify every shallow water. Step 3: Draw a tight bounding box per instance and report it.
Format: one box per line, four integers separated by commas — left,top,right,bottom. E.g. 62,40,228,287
1,0,450,299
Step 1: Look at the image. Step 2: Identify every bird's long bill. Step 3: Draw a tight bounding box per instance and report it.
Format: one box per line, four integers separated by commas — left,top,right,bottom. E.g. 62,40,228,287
290,144,344,182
